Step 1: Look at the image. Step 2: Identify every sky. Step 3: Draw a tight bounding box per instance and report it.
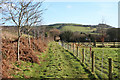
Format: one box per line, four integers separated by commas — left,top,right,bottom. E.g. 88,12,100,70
1,0,119,28
42,2,118,27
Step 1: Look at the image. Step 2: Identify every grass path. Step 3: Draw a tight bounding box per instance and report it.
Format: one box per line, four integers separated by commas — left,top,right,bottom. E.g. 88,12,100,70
39,42,94,79
12,42,95,79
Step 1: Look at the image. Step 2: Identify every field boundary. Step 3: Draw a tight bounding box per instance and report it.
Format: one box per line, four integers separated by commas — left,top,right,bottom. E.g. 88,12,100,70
58,41,119,80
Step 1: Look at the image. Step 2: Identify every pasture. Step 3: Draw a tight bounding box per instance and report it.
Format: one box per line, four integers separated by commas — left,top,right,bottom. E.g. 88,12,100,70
60,25,96,33
62,42,120,79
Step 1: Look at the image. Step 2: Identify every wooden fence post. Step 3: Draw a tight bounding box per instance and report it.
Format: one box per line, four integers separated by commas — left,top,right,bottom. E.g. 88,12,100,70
68,43,70,50
114,42,115,47
65,44,67,49
63,42,64,48
82,49,85,63
65,43,66,49
70,44,71,51
108,58,112,80
90,46,92,58
76,45,79,57
68,44,69,50
67,43,69,50
73,43,74,53
92,51,95,72
64,43,65,49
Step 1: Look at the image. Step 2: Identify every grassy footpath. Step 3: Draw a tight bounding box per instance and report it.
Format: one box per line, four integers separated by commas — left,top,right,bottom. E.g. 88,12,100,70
12,42,95,79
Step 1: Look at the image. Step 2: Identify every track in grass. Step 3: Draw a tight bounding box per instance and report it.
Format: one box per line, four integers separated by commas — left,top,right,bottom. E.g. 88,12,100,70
12,42,95,79
39,42,95,79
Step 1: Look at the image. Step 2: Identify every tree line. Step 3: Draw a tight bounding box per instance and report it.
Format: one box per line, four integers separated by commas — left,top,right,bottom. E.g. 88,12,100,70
59,28,120,42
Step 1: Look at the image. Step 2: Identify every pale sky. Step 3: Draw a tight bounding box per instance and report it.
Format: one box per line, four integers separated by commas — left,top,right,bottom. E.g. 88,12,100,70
1,0,119,28
42,2,118,27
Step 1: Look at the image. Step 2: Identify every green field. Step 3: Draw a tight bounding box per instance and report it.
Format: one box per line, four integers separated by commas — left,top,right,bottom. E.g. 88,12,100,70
63,42,120,79
83,48,119,79
10,42,120,79
60,26,96,33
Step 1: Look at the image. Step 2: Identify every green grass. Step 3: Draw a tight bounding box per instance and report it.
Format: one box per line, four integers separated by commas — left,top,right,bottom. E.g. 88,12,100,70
92,48,119,79
11,42,95,79
60,26,96,33
84,48,119,79
64,42,119,79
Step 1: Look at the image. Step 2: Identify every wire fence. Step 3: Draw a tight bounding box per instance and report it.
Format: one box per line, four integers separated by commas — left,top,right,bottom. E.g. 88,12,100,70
59,41,119,80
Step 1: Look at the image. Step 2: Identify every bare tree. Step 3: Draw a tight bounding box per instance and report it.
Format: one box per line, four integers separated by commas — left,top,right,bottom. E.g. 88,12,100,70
24,3,43,47
1,0,43,61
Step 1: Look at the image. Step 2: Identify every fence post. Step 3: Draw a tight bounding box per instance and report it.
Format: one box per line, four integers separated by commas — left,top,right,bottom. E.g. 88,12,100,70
65,43,67,49
90,46,92,58
65,43,66,49
68,43,69,50
108,58,112,80
63,42,64,48
76,45,79,57
92,51,95,72
67,43,69,50
64,43,66,49
82,49,85,63
70,43,71,51
73,43,74,53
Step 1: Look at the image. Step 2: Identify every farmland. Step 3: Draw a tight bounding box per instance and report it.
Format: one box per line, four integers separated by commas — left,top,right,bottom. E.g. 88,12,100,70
1,26,120,79
11,42,96,79
60,25,96,33
46,23,112,34
1,25,120,79
1,1,119,80
62,42,120,79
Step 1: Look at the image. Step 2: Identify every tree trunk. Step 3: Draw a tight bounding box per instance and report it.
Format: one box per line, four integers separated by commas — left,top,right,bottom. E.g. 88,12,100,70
93,40,96,47
33,29,35,50
37,30,39,39
28,33,30,47
102,42,104,47
17,27,20,61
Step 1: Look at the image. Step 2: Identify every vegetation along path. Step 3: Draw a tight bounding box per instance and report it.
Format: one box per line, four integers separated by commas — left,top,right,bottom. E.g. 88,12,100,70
12,42,95,79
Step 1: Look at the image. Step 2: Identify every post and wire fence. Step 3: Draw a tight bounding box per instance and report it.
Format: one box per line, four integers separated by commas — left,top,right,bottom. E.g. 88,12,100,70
59,41,119,80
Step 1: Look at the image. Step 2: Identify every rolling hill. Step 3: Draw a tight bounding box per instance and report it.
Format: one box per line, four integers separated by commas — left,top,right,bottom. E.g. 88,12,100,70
45,23,113,33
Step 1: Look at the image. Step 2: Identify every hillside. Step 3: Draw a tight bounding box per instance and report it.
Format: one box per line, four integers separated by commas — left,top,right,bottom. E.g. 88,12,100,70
46,23,113,33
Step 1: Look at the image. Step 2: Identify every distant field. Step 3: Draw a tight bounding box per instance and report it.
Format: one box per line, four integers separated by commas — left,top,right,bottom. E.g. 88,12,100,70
68,42,120,47
60,26,96,33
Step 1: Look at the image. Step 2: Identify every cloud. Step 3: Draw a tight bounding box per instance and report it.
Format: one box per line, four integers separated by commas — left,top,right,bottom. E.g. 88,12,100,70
66,5,72,9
